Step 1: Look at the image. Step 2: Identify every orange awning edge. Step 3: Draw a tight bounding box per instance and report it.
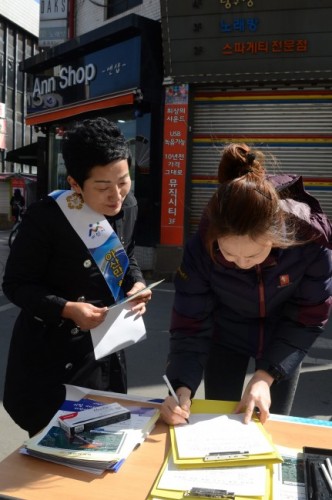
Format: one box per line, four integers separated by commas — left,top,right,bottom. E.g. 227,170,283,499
26,93,135,126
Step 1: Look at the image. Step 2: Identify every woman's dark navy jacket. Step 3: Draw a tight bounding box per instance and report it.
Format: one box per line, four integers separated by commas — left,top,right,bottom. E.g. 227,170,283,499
2,191,144,434
166,175,332,396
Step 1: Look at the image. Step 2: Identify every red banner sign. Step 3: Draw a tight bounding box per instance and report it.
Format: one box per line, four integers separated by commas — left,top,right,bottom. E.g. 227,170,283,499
160,84,189,245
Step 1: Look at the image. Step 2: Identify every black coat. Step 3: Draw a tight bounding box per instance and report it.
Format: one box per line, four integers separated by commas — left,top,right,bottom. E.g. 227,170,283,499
3,191,145,434
166,176,332,396
10,194,25,219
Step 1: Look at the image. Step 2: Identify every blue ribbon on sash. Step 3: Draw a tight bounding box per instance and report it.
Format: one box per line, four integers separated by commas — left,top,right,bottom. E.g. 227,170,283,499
49,190,129,301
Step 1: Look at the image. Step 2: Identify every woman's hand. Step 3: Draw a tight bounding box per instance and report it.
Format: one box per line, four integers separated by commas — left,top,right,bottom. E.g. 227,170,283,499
234,370,274,424
160,386,191,425
62,301,108,330
126,281,152,315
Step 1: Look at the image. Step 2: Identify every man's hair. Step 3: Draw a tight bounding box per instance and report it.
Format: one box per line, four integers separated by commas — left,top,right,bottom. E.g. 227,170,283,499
62,117,131,187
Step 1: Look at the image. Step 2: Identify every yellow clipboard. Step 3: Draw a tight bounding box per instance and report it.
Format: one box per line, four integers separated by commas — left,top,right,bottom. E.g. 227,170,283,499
170,399,282,469
148,449,274,500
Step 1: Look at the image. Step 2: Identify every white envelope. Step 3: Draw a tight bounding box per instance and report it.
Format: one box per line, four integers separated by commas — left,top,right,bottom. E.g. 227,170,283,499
90,280,164,360
90,302,146,360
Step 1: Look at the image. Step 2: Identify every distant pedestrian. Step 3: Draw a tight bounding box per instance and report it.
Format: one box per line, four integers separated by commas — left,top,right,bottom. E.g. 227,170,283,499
10,188,25,222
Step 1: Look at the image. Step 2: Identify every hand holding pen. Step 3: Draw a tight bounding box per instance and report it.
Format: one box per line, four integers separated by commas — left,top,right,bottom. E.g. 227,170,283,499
160,375,191,425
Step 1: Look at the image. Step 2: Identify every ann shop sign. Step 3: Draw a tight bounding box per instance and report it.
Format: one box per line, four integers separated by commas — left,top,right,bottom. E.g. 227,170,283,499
33,64,97,97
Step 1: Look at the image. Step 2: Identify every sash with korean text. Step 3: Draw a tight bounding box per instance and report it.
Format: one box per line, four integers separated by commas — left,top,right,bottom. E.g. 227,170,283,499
49,190,129,301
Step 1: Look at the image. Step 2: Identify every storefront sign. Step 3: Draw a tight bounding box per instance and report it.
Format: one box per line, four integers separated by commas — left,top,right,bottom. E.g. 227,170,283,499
33,64,97,96
160,0,332,83
160,84,189,245
39,19,68,48
40,0,68,20
27,37,141,114
39,0,68,47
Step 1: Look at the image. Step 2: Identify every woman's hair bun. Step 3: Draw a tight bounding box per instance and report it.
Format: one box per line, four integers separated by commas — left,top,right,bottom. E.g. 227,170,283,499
246,152,256,166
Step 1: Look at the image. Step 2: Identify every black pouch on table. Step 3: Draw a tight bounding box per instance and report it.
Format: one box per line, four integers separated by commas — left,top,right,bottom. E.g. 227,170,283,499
303,446,332,499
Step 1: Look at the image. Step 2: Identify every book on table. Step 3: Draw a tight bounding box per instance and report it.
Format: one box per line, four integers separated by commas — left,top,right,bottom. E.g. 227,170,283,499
22,391,160,475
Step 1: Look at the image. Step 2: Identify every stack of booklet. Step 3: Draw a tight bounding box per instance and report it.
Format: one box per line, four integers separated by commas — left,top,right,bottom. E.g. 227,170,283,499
148,399,283,500
21,385,160,475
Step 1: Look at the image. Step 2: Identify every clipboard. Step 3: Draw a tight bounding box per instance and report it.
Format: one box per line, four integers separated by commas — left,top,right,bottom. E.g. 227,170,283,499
170,400,282,469
148,450,273,500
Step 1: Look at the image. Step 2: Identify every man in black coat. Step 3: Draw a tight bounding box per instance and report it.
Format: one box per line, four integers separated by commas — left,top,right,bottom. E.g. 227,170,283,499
10,188,25,221
2,117,151,436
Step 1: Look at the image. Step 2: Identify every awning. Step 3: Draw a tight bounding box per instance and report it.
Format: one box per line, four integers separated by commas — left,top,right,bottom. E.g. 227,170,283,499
5,142,39,166
25,91,135,126
0,172,36,182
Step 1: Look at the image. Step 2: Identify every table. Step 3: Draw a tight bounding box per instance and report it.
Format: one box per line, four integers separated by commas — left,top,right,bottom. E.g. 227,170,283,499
1,407,332,500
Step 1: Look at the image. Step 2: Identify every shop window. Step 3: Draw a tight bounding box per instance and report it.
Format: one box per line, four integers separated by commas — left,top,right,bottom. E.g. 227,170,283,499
17,33,24,92
24,121,31,144
6,88,14,116
17,64,24,92
7,28,15,58
0,22,4,53
0,53,3,85
7,58,14,89
17,92,23,115
6,116,13,152
15,121,22,144
106,0,142,18
25,39,33,59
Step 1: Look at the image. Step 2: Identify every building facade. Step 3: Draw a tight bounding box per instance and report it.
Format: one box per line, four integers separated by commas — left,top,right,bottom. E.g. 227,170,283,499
159,0,332,270
21,11,163,268
75,0,160,35
0,0,40,227
18,1,332,275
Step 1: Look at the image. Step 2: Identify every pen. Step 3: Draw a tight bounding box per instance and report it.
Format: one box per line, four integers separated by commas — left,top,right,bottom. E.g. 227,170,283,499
310,462,319,499
326,457,332,479
305,459,313,500
321,463,332,493
110,458,125,472
72,434,94,445
162,374,190,424
90,429,116,435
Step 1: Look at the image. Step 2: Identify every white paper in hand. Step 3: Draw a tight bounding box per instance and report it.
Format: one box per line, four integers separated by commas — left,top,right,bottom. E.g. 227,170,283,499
90,302,146,360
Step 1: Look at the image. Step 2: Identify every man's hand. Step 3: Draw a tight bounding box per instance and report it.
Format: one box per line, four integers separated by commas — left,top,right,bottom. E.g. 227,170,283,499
234,370,274,424
126,282,152,315
62,301,108,330
160,386,191,425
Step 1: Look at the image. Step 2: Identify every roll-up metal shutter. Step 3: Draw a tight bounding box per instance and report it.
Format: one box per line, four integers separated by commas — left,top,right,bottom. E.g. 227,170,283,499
190,87,332,233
